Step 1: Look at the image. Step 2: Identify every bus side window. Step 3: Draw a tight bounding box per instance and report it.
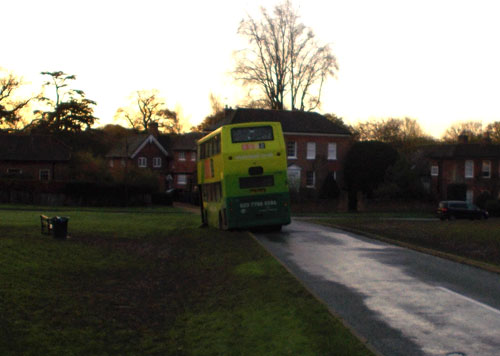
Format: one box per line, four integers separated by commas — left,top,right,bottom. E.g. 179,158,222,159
214,182,220,202
210,183,215,202
202,184,208,201
214,134,221,155
200,143,206,159
217,182,222,201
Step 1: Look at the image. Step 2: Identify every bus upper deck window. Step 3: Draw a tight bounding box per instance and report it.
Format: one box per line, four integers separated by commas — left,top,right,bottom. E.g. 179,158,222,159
231,126,274,143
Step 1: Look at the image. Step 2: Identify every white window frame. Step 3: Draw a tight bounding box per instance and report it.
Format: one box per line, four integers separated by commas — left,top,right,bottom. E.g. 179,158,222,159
327,143,337,160
177,174,187,185
431,165,439,176
306,142,316,160
287,141,297,159
191,152,196,161
466,189,474,203
287,165,301,192
178,151,186,161
138,157,147,168
306,171,315,187
39,169,50,181
465,160,474,178
482,160,491,178
153,157,162,168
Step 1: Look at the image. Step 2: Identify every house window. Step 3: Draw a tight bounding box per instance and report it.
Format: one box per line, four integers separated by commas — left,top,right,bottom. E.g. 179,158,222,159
466,189,474,203
121,159,126,167
7,168,22,175
153,157,162,168
431,165,439,176
307,142,316,160
286,141,297,159
138,157,147,168
287,165,301,192
39,169,50,181
191,152,196,161
178,151,186,161
327,143,337,160
482,160,491,178
109,160,114,168
306,171,315,187
177,174,187,185
465,160,474,178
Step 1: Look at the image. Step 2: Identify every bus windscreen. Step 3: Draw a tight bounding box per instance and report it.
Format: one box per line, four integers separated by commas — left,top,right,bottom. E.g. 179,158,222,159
231,126,274,143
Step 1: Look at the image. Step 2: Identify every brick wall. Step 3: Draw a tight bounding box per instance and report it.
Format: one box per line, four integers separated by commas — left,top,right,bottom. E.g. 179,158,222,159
284,134,351,190
168,150,197,190
133,142,168,171
0,161,70,181
430,158,500,201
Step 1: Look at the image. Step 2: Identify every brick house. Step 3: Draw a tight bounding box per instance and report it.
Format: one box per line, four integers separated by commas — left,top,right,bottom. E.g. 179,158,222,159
105,126,203,192
427,135,500,203
167,132,204,190
0,134,71,181
209,108,352,195
105,132,170,189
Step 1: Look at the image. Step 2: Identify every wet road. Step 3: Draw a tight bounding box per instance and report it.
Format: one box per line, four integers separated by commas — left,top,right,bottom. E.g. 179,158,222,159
252,220,500,356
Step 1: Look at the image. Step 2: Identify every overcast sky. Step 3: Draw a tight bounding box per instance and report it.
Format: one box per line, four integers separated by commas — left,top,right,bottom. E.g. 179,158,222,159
3,0,500,137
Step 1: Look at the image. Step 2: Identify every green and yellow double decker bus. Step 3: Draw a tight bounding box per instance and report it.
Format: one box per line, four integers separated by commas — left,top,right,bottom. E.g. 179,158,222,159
197,121,291,230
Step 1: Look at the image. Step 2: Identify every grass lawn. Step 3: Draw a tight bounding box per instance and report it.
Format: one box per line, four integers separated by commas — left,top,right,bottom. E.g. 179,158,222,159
0,205,373,356
311,215,500,269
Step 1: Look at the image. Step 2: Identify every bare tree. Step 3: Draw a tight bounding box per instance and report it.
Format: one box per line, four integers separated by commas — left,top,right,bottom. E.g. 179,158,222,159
192,93,226,132
484,122,500,143
354,117,435,151
115,90,181,133
442,121,483,143
234,0,337,111
0,70,34,131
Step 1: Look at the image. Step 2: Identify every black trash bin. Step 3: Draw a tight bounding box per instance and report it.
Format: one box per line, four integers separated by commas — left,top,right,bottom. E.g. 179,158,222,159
51,216,69,239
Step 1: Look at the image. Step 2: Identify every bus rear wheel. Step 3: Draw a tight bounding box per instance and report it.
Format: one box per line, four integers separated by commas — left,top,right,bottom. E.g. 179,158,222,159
219,212,227,230
268,225,282,232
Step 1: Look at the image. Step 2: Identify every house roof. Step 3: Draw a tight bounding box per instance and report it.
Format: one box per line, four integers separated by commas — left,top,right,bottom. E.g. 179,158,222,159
426,143,500,159
105,134,149,158
0,134,71,161
106,132,204,158
168,132,205,151
209,108,352,136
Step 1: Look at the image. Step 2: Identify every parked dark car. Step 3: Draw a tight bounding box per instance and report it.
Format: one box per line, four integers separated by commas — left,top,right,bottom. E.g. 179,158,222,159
437,201,489,220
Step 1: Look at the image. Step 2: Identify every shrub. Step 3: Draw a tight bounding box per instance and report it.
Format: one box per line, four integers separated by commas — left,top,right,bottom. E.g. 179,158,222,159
475,191,493,209
152,192,173,206
319,172,340,199
485,199,500,217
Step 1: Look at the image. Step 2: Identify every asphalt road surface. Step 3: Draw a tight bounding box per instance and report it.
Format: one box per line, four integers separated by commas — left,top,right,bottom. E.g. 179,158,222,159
252,220,500,356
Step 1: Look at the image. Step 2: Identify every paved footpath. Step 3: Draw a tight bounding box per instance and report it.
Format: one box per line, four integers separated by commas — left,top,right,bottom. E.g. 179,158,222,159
252,219,500,356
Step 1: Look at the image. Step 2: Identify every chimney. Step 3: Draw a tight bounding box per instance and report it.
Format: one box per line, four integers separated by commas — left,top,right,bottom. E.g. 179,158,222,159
149,122,159,137
224,106,234,121
458,131,469,144
483,131,492,144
